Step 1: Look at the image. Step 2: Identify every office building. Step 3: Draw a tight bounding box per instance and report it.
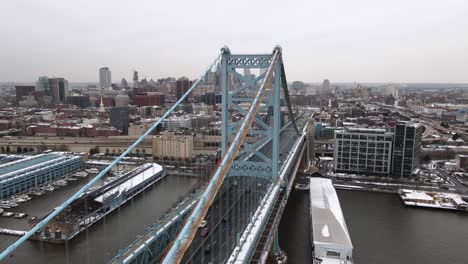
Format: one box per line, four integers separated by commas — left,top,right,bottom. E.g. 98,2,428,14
133,70,139,88
99,67,112,89
57,78,69,103
176,77,192,102
152,132,194,159
121,78,128,88
323,79,330,94
114,94,129,107
48,77,60,103
392,121,423,177
67,95,90,108
36,76,50,93
110,107,130,135
15,85,35,103
0,153,83,199
334,128,394,175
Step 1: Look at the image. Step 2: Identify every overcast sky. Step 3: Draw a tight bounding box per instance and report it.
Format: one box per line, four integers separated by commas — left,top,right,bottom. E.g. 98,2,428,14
1,0,467,83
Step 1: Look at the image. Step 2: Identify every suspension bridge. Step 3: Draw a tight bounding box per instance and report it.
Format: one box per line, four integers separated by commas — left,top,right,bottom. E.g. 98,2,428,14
0,46,315,264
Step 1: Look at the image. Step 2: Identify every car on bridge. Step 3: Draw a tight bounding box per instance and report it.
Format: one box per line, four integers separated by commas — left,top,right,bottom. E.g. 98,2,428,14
200,220,207,228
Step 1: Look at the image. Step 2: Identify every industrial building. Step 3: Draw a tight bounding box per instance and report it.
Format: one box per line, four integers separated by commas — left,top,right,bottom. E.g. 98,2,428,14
310,178,353,263
0,153,83,199
334,128,394,176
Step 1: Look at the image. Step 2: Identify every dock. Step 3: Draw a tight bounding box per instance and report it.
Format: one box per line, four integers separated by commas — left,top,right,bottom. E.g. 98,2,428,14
399,189,468,211
0,228,26,236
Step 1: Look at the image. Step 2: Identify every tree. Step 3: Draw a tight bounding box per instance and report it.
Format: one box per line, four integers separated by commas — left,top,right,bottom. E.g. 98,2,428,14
53,144,69,151
89,146,100,155
420,154,431,164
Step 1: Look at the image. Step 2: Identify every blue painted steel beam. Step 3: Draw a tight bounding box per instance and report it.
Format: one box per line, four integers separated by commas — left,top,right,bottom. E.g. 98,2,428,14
0,53,222,261
161,47,281,264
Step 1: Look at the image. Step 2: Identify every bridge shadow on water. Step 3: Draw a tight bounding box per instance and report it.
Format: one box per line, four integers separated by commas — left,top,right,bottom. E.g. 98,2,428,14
278,189,313,264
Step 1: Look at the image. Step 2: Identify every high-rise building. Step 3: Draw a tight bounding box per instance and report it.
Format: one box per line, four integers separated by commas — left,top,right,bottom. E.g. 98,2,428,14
36,76,49,93
15,86,35,103
323,79,330,94
99,67,112,89
334,128,394,176
110,107,130,135
133,70,139,88
57,78,69,103
176,77,192,103
114,94,129,107
121,78,128,88
48,78,60,103
392,121,423,178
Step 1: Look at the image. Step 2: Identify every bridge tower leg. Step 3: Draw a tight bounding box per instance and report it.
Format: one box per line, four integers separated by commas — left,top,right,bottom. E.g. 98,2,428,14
220,48,282,181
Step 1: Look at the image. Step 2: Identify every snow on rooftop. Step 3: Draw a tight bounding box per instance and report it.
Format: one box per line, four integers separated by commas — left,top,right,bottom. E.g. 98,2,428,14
94,163,163,203
401,190,434,201
310,178,353,253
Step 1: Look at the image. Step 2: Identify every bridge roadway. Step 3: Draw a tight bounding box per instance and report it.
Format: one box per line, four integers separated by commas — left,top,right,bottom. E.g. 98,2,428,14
183,176,268,263
182,116,307,263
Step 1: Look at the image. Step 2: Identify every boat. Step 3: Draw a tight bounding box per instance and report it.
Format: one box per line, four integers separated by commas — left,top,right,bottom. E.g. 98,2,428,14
73,171,89,178
0,208,3,214
12,197,27,203
30,190,44,196
0,201,18,208
13,213,26,218
294,183,309,191
43,185,55,192
53,180,68,187
2,212,14,217
66,177,77,181
85,168,100,174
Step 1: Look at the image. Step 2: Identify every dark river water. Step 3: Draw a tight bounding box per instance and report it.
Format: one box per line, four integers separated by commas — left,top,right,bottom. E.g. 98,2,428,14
2,177,468,264
279,189,468,264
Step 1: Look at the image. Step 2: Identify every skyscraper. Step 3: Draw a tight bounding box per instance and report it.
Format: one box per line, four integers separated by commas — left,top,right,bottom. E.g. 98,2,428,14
99,67,112,89
323,79,330,94
48,78,60,103
133,70,139,88
176,77,192,103
57,78,69,103
121,78,128,88
392,121,423,178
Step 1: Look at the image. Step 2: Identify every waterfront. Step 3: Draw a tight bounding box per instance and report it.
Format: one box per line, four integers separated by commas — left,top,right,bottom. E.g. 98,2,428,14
0,175,198,264
279,189,468,264
2,177,468,263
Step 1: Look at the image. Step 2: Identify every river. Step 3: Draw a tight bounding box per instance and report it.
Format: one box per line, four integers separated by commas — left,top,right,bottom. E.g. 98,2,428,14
279,189,468,264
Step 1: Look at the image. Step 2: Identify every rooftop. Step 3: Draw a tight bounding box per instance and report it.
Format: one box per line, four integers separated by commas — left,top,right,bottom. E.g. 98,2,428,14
0,154,60,176
309,178,353,256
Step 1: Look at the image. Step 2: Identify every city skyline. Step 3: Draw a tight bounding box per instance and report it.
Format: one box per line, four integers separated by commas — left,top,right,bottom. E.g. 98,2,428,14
1,0,468,83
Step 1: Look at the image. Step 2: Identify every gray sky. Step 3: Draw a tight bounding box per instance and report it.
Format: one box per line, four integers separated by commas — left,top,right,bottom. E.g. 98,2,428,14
1,0,467,83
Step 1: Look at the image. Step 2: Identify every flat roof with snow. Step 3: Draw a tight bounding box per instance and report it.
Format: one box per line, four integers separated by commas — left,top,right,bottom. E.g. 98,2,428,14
310,178,353,262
